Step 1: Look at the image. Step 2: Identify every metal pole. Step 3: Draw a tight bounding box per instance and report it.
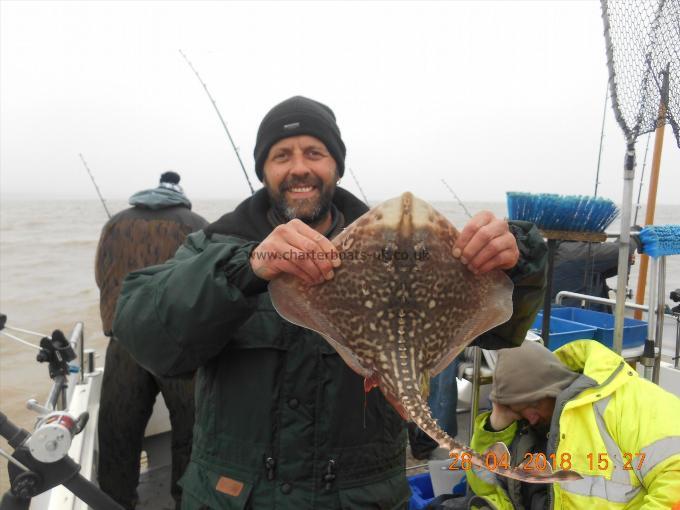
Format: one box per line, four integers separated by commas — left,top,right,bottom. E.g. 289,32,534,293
179,49,255,195
556,291,649,312
45,375,67,411
85,349,96,374
68,322,84,385
674,313,680,370
653,257,665,384
643,256,658,381
541,239,558,348
79,324,85,384
613,143,636,354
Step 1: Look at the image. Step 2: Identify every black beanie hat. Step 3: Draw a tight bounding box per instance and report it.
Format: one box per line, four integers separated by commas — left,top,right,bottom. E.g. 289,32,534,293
160,171,181,184
253,96,346,181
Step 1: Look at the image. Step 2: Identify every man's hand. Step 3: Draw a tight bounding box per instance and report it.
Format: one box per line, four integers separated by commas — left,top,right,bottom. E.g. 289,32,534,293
453,211,520,275
489,401,521,431
250,219,341,285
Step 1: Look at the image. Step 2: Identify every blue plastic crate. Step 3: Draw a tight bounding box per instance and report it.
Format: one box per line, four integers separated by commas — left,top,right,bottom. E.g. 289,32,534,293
531,315,598,350
408,473,434,510
408,472,467,510
548,307,647,349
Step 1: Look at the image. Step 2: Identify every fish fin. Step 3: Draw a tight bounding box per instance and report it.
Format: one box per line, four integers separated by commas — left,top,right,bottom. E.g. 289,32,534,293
269,277,373,378
552,469,582,481
481,442,512,470
484,442,510,459
428,270,514,376
543,461,554,475
516,456,553,475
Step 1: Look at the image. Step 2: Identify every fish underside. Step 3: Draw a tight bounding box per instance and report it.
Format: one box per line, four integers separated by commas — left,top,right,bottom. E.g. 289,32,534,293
269,192,581,484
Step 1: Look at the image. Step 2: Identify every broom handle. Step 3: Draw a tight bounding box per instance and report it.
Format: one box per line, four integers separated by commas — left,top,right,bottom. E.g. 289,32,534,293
634,68,669,320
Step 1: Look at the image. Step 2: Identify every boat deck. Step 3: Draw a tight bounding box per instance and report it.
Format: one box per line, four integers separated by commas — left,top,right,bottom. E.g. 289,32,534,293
138,432,175,510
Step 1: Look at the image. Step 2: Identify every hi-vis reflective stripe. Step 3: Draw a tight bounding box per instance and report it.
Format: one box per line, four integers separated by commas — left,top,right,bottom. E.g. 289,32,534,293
638,436,680,479
561,476,640,503
593,398,680,484
561,396,680,503
560,396,641,503
593,397,636,485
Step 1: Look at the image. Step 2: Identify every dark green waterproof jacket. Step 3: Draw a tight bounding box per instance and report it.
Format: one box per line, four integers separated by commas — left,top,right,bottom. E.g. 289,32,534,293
113,188,547,510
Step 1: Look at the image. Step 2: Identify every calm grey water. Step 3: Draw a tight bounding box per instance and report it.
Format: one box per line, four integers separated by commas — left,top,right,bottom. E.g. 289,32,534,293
0,197,678,491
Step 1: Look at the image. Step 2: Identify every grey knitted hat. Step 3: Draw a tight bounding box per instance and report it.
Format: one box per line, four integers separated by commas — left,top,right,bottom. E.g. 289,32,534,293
489,340,579,405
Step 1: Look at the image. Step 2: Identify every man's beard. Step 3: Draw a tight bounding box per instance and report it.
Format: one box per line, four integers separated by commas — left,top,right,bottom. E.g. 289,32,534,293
266,174,336,227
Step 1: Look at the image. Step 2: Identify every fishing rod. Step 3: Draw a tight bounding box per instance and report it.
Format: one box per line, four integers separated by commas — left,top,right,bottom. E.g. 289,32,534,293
0,330,42,351
79,154,111,219
0,314,48,351
179,49,255,195
581,81,611,298
440,179,472,218
348,167,370,205
633,132,652,227
593,79,610,197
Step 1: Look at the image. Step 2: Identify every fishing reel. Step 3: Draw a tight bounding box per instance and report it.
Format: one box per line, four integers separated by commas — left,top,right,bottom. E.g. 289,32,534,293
670,289,680,315
0,408,122,510
0,404,88,506
24,400,88,463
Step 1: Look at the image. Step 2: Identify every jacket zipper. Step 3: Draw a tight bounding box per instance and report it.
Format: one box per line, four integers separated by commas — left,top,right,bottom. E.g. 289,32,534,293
323,459,336,492
264,455,276,481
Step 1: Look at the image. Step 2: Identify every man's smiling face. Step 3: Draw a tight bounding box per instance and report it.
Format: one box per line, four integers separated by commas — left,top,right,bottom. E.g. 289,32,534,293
263,135,338,227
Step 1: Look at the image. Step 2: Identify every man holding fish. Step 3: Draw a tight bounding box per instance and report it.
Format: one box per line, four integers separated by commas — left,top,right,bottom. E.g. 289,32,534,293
113,96,548,509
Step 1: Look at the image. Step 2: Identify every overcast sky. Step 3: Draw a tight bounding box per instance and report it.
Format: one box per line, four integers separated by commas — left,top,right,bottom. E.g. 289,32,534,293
1,0,678,205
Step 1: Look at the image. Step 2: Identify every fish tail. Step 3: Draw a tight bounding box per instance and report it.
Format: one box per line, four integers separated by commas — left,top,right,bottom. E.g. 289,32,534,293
401,392,582,484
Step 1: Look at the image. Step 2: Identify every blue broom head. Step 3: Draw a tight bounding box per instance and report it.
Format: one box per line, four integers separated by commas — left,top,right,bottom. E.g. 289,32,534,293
638,225,680,257
506,192,619,233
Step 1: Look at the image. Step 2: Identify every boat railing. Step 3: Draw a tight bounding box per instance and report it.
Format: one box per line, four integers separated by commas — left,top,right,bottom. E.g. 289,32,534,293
555,291,680,372
555,291,676,319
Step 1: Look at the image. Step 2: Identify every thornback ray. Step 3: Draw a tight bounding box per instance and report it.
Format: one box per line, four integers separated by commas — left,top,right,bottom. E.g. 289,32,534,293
269,192,581,484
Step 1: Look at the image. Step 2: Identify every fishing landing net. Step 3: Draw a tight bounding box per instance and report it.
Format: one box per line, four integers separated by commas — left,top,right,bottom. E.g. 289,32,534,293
600,0,679,352
602,0,679,147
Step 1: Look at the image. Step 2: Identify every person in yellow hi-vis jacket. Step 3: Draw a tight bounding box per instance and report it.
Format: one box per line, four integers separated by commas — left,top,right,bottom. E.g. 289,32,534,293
465,339,680,510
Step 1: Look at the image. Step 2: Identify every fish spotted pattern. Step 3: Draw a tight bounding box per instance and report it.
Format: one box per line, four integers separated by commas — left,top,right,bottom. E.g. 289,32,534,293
269,192,581,484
